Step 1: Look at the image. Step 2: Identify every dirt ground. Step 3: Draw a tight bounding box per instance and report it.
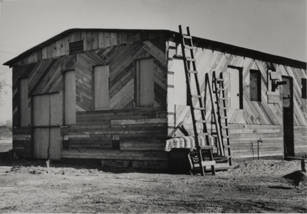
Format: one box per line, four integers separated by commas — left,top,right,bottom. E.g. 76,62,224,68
0,158,306,213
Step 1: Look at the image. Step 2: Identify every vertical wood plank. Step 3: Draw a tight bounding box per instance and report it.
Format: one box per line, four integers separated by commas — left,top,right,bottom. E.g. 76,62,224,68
94,65,110,110
19,78,31,127
64,70,76,124
137,58,154,106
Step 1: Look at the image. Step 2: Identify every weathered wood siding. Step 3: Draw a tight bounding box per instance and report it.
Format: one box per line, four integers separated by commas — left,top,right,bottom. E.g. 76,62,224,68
294,126,307,155
75,41,167,111
13,30,168,66
167,41,307,158
12,56,75,157
12,56,75,129
62,108,168,170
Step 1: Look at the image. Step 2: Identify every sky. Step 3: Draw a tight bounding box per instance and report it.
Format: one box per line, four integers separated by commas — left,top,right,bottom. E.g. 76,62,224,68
0,0,306,124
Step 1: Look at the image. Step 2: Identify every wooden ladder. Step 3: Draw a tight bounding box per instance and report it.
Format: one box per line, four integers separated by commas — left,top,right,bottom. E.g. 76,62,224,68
207,73,224,157
212,71,232,166
179,25,215,175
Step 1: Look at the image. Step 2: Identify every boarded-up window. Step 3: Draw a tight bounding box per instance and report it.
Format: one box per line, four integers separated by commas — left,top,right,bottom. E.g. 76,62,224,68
64,70,76,124
136,58,154,107
69,40,84,55
250,70,261,102
94,65,110,110
302,78,307,99
19,78,30,127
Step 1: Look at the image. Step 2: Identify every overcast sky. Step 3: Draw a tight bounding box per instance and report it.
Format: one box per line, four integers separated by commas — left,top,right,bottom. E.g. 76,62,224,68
0,0,306,123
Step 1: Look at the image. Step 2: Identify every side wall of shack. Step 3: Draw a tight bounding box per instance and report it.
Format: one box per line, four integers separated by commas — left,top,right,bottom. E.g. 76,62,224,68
166,40,307,159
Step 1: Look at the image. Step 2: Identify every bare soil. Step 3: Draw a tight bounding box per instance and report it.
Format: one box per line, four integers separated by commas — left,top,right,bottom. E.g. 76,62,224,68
0,158,306,213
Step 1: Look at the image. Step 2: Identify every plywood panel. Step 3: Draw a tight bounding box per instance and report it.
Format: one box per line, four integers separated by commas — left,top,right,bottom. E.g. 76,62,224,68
64,70,76,124
94,65,110,110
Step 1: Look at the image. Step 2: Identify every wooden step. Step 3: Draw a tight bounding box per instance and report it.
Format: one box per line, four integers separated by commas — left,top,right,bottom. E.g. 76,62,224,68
193,160,216,168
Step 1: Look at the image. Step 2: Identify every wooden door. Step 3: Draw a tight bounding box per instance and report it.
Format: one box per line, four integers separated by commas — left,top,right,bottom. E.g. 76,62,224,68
281,76,294,157
33,93,62,160
94,65,110,110
64,70,76,124
137,59,154,107
228,67,242,109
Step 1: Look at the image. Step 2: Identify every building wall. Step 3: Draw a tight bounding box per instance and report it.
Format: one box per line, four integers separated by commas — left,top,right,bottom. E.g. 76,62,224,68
166,41,307,158
11,32,169,169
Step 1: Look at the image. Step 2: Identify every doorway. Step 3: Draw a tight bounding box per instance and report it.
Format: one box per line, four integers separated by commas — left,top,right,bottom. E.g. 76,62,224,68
227,66,243,109
32,92,62,160
281,76,294,157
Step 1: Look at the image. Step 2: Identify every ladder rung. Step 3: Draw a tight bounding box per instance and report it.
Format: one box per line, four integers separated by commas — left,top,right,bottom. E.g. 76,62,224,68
168,46,177,50
193,107,206,110
213,89,225,93
201,145,214,150
183,34,192,39
184,45,194,50
216,88,225,92
188,70,198,74
196,120,206,123
191,94,203,98
186,57,196,62
216,78,224,82
198,133,209,136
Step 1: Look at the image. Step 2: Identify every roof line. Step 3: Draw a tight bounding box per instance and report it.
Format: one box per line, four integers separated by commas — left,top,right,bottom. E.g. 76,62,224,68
3,28,306,69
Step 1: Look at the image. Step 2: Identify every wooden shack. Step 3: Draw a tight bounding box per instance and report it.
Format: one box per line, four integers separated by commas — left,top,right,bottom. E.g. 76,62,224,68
4,28,307,171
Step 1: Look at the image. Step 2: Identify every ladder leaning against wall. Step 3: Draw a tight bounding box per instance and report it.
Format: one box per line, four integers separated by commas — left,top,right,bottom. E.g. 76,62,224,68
179,25,216,176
